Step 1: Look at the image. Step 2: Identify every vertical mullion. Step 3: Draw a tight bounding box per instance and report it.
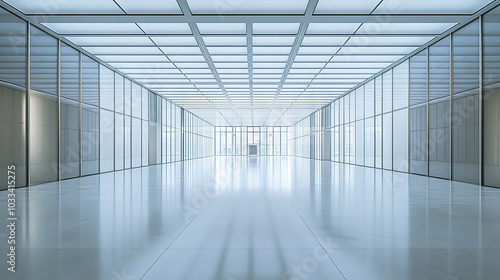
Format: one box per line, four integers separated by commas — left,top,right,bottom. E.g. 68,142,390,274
391,69,394,171
78,52,82,177
426,47,430,176
407,61,411,173
374,80,376,168
26,24,31,186
381,75,384,169
123,78,125,168
449,33,454,180
57,39,61,180
479,15,484,186
97,59,101,173
112,72,115,170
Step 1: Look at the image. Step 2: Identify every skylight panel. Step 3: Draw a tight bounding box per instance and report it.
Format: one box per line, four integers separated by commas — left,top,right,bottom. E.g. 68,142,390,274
253,37,296,46
197,23,246,35
159,47,202,54
306,23,361,34
83,47,162,55
211,56,247,62
138,23,192,34
167,55,206,62
345,36,435,46
357,23,457,35
66,37,154,46
42,23,142,34
253,47,292,55
253,23,301,35
298,46,340,55
4,0,123,14
302,37,349,46
374,0,493,14
203,37,247,46
207,47,247,55
150,37,198,46
186,0,309,14
100,56,168,62
314,0,381,14
337,46,417,55
116,0,182,14
253,56,289,62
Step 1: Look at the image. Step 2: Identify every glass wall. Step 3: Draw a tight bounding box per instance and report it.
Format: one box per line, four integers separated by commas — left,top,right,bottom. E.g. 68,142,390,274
183,110,214,160
0,7,28,190
216,126,288,156
289,5,500,188
0,6,214,188
0,84,27,190
483,6,500,188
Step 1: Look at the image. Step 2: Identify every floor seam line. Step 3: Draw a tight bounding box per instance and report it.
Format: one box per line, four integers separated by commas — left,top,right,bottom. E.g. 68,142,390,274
138,184,223,279
283,192,348,280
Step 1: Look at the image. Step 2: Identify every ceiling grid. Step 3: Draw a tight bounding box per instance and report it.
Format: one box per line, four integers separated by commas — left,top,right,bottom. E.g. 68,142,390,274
4,0,496,125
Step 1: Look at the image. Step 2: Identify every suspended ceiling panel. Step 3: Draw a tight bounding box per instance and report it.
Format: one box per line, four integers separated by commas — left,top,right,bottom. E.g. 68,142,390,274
2,0,495,126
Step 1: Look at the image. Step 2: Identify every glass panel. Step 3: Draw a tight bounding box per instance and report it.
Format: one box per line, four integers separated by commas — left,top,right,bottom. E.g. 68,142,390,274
5,0,124,14
253,23,300,34
0,84,27,189
448,20,480,183
383,112,393,170
197,23,246,34
365,117,374,167
348,123,355,164
409,105,427,175
429,98,450,179
115,75,124,114
274,127,281,155
186,0,308,14
393,61,409,110
0,7,27,87
429,37,450,101
60,43,80,101
118,0,182,14
81,104,99,175
30,27,57,95
382,70,393,113
374,0,491,14
142,120,149,166
281,127,287,155
100,109,114,172
307,23,360,34
483,7,500,187
142,87,148,120
409,50,427,106
124,79,131,116
375,77,382,116
315,0,380,14
149,122,158,165
99,65,114,111
30,91,58,184
365,81,374,118
60,98,80,179
393,109,408,172
357,23,456,34
355,120,364,165
81,55,99,106
375,115,382,168
124,115,131,169
132,83,141,118
115,113,124,170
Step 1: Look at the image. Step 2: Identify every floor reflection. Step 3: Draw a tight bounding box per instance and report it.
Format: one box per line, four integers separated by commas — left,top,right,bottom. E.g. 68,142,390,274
0,156,499,279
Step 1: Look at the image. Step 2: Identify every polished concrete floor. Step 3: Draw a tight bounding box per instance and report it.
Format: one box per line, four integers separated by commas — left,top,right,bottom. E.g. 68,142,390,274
1,156,500,280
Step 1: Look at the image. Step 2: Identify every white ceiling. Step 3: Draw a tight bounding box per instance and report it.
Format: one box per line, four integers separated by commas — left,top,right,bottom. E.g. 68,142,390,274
2,0,494,126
